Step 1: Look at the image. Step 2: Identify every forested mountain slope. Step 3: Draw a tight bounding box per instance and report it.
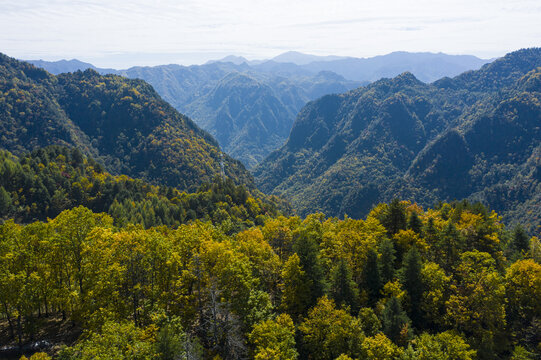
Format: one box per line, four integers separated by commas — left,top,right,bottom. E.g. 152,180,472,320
27,58,361,167
254,48,541,234
116,64,361,168
0,53,252,191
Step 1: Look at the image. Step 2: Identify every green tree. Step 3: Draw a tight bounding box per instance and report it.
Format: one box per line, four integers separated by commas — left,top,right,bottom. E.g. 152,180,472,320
155,318,187,360
358,307,382,337
298,297,364,360
510,346,534,360
509,225,530,257
379,239,396,284
330,259,359,312
407,211,423,234
382,297,411,345
362,248,382,306
281,254,311,319
0,186,11,214
399,247,424,327
293,232,327,307
249,314,298,360
58,321,156,360
434,222,462,271
445,251,506,358
530,237,541,263
505,259,541,351
420,262,450,329
402,331,476,360
381,199,407,236
361,333,403,360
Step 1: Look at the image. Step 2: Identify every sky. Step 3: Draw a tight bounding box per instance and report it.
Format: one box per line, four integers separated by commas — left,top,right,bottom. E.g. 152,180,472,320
0,0,540,68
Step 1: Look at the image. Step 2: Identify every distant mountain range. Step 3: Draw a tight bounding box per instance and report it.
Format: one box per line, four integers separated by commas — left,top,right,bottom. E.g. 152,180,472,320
27,51,490,168
208,51,349,66
254,48,541,234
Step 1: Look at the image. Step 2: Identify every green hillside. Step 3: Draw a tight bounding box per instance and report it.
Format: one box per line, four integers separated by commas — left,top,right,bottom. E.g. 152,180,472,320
0,53,252,191
254,49,541,234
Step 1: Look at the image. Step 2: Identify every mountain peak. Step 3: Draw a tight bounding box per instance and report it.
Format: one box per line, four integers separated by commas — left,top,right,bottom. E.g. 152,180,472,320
208,55,250,65
271,51,348,65
395,71,422,84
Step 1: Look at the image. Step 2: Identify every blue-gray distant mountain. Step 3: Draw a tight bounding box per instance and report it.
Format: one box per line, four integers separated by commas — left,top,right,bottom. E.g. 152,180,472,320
27,58,116,75
270,51,349,65
251,51,490,82
254,48,541,234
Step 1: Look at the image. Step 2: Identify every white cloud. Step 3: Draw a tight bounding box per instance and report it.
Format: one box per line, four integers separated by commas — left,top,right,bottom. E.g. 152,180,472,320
0,0,539,67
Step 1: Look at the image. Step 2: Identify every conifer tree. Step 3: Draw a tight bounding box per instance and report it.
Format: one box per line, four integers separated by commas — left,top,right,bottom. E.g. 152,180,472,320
293,233,327,307
510,225,530,255
407,211,422,234
400,247,424,327
330,259,359,312
362,248,382,306
0,186,11,214
382,199,407,235
379,239,396,284
382,297,411,345
435,222,462,271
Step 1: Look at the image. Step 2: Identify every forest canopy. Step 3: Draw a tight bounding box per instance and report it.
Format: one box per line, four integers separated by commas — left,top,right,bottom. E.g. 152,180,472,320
1,199,539,360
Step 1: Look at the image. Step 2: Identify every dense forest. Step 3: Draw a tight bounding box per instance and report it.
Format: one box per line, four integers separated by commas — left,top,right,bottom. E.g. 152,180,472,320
0,146,282,230
1,199,539,360
30,57,361,169
0,53,252,191
254,48,541,235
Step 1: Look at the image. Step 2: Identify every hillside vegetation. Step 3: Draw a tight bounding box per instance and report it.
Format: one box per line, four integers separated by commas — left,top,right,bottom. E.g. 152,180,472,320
0,53,252,191
0,146,282,230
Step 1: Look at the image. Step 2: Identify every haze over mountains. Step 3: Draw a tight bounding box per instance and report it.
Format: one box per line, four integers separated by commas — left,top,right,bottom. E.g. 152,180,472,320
27,51,490,168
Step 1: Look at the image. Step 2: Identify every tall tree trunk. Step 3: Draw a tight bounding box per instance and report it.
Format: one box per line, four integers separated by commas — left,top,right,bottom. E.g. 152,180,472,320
3,302,14,340
17,314,22,351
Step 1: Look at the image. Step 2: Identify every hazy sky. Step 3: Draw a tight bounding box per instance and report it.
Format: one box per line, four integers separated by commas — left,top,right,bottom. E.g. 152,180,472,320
1,0,540,68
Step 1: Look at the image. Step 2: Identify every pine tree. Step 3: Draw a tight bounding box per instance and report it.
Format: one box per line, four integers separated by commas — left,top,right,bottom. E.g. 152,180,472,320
436,222,462,271
510,225,530,255
330,259,359,312
379,239,396,284
0,186,11,214
407,211,422,234
361,248,381,306
382,297,411,345
293,233,327,307
400,247,424,328
382,199,407,235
